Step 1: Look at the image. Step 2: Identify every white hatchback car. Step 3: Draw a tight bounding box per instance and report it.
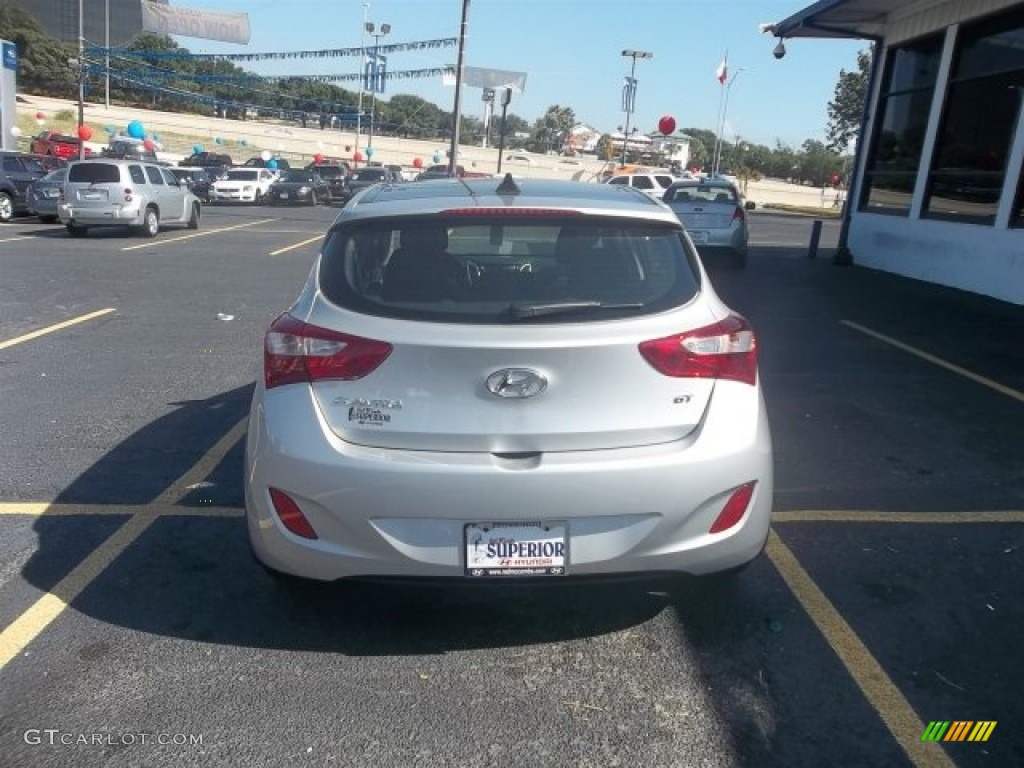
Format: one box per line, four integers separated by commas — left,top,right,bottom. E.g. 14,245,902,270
210,168,277,204
246,174,773,584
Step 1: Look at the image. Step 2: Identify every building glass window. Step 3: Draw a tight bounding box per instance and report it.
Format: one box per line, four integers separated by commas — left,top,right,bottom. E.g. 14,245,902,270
859,35,944,215
926,7,1024,225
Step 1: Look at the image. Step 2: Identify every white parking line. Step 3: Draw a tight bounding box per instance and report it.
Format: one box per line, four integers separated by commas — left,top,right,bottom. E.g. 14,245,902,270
121,218,277,251
0,236,33,245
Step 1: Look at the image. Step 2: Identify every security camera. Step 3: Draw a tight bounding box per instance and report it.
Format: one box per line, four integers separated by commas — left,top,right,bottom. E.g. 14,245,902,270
773,39,787,59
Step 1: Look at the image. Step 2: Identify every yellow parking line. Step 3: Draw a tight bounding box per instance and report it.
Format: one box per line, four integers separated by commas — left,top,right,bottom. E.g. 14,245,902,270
0,503,244,517
0,514,156,670
121,218,277,251
774,509,1024,524
0,418,249,671
0,503,144,516
843,321,1024,403
766,531,954,768
269,234,323,256
156,416,249,505
0,308,116,350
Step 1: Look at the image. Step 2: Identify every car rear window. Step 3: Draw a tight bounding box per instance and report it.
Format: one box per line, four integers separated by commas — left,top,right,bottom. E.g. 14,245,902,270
68,163,120,183
319,215,699,324
664,184,738,204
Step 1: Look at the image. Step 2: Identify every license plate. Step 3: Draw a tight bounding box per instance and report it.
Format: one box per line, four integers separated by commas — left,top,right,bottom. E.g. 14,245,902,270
43,189,59,198
465,522,567,577
279,192,288,199
689,230,709,244
83,192,102,200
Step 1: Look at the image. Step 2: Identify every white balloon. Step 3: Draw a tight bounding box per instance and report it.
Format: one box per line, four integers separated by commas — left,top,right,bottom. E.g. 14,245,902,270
260,150,272,162
10,125,21,137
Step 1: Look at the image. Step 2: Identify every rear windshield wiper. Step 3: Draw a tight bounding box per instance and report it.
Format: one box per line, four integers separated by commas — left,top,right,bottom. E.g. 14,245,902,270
501,301,644,321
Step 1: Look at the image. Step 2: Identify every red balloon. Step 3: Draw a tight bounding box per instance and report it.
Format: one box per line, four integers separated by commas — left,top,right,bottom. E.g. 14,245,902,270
77,124,93,141
658,115,676,136
35,111,45,120
143,139,155,151
353,151,363,162
412,157,423,169
313,153,325,164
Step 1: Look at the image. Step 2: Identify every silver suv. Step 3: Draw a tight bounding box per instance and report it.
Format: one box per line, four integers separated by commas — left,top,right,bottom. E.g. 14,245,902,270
246,174,772,584
58,159,201,237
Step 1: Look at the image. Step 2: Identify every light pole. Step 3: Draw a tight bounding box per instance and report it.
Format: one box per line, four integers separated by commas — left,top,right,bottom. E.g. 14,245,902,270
354,2,369,160
713,67,745,176
619,49,652,167
77,0,85,160
365,21,390,154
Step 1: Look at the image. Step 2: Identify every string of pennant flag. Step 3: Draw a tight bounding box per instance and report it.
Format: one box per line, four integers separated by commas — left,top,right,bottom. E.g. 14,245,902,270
84,37,457,61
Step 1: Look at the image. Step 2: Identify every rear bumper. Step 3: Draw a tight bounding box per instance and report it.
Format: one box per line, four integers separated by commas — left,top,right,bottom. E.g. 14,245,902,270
246,382,773,582
58,202,143,226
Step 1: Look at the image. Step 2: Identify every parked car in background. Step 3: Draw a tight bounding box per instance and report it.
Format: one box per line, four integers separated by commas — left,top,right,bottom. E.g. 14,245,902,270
415,163,492,181
210,167,277,204
169,167,214,200
0,150,47,223
246,175,772,584
307,162,351,199
243,156,291,171
30,131,94,159
25,167,67,223
181,151,233,168
267,168,331,205
336,165,402,205
662,178,749,269
58,159,201,237
603,171,677,200
31,154,69,173
102,137,160,164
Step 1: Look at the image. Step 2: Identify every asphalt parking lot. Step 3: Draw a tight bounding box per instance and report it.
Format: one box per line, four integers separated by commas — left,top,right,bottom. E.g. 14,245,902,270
0,206,1021,768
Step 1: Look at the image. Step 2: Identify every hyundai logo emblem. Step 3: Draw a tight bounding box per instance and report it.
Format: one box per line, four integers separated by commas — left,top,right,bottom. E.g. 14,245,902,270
485,368,547,399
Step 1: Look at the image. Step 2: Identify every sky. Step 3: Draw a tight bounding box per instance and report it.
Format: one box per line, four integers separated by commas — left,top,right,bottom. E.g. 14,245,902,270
168,0,867,149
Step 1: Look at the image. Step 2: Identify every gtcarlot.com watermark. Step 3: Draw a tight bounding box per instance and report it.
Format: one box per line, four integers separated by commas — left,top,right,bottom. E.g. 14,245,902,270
24,729,203,747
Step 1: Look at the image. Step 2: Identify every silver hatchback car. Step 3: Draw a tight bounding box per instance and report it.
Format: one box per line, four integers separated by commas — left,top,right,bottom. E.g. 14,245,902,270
662,179,749,268
246,175,772,583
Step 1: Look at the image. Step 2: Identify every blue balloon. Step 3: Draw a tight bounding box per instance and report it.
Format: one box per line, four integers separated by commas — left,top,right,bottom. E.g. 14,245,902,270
152,133,160,142
365,146,375,158
266,159,278,169
240,138,249,147
432,152,441,163
192,144,203,155
104,124,116,135
214,136,223,145
127,120,145,139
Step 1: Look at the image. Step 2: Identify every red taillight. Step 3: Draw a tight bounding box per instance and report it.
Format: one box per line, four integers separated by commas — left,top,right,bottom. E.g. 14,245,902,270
264,313,393,389
732,206,745,222
709,482,756,534
638,315,757,385
124,188,133,203
269,488,318,539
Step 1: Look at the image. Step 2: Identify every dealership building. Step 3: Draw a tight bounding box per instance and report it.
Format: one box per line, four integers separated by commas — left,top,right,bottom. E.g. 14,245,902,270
769,0,1024,305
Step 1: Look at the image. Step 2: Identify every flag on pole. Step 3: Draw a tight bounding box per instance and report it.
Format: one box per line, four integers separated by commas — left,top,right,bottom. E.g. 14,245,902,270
716,52,728,84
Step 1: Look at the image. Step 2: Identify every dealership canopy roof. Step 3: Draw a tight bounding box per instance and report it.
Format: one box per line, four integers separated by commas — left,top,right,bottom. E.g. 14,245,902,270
764,0,920,40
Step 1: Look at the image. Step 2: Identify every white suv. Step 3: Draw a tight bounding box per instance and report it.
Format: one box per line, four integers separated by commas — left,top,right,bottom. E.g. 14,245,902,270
603,172,678,200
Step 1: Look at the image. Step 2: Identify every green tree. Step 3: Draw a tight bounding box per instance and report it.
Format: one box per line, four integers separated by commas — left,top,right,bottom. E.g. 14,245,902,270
827,49,871,153
530,104,575,154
